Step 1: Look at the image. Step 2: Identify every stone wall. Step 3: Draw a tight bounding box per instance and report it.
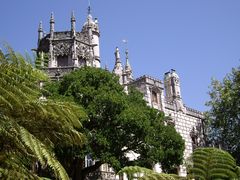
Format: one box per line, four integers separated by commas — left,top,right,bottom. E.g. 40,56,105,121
164,105,204,176
130,75,205,177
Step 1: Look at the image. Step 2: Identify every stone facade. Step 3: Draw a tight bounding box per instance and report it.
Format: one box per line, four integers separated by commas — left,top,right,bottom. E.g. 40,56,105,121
113,51,205,176
37,7,205,179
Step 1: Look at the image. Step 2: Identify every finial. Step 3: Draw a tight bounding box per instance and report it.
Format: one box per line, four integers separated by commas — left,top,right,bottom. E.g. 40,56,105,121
88,0,91,15
115,47,121,62
38,21,43,32
86,3,93,25
88,6,91,15
125,49,129,60
50,12,55,38
38,21,44,45
71,11,76,21
50,12,54,23
125,49,131,71
71,11,76,37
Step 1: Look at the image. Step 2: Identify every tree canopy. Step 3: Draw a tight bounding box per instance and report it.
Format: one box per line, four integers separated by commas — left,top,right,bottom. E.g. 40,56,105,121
45,67,185,179
206,66,240,165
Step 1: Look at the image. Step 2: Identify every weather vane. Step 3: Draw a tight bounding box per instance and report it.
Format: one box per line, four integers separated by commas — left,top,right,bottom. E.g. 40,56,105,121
122,39,128,50
122,39,128,45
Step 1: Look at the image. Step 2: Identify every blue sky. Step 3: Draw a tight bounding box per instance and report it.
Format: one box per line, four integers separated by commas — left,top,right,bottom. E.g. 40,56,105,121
1,0,240,111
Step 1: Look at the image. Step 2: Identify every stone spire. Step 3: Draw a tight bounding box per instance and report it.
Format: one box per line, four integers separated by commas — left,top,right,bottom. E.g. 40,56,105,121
38,21,43,46
113,47,123,84
50,12,55,39
49,13,55,67
125,49,132,72
87,5,93,25
124,49,133,82
71,11,76,37
71,11,77,66
115,47,121,63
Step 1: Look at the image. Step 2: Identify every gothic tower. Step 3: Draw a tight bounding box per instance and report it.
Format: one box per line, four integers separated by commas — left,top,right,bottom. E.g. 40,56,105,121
81,6,101,67
164,69,182,102
36,7,101,79
164,69,185,112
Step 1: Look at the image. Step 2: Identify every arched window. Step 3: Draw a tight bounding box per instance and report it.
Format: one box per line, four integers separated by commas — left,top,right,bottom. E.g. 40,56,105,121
152,91,158,104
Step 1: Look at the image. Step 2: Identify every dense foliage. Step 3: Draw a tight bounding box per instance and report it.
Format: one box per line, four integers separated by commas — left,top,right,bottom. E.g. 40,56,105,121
206,66,240,165
45,67,185,179
187,147,240,179
0,47,86,179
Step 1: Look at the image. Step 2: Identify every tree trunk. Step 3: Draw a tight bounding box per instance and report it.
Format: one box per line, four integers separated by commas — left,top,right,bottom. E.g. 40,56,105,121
70,158,102,180
71,158,84,180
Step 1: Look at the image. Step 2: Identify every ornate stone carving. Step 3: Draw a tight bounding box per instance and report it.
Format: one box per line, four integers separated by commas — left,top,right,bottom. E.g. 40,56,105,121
76,32,89,43
190,123,205,150
76,42,88,58
53,42,71,56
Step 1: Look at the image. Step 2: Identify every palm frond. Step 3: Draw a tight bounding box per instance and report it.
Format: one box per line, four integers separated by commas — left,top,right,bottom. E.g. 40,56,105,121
187,147,239,179
0,46,86,179
19,126,69,180
139,173,175,180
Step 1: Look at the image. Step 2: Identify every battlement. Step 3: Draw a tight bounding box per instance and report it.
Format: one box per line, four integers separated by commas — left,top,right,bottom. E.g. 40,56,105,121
185,106,204,119
131,75,164,89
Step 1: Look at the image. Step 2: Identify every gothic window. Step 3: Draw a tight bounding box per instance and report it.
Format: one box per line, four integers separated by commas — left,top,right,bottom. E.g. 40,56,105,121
79,57,87,67
152,91,158,104
57,55,68,67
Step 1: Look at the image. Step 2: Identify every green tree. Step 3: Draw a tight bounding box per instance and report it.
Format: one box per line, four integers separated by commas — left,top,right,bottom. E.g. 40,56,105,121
187,147,240,179
206,66,240,165
0,47,86,179
45,67,185,179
